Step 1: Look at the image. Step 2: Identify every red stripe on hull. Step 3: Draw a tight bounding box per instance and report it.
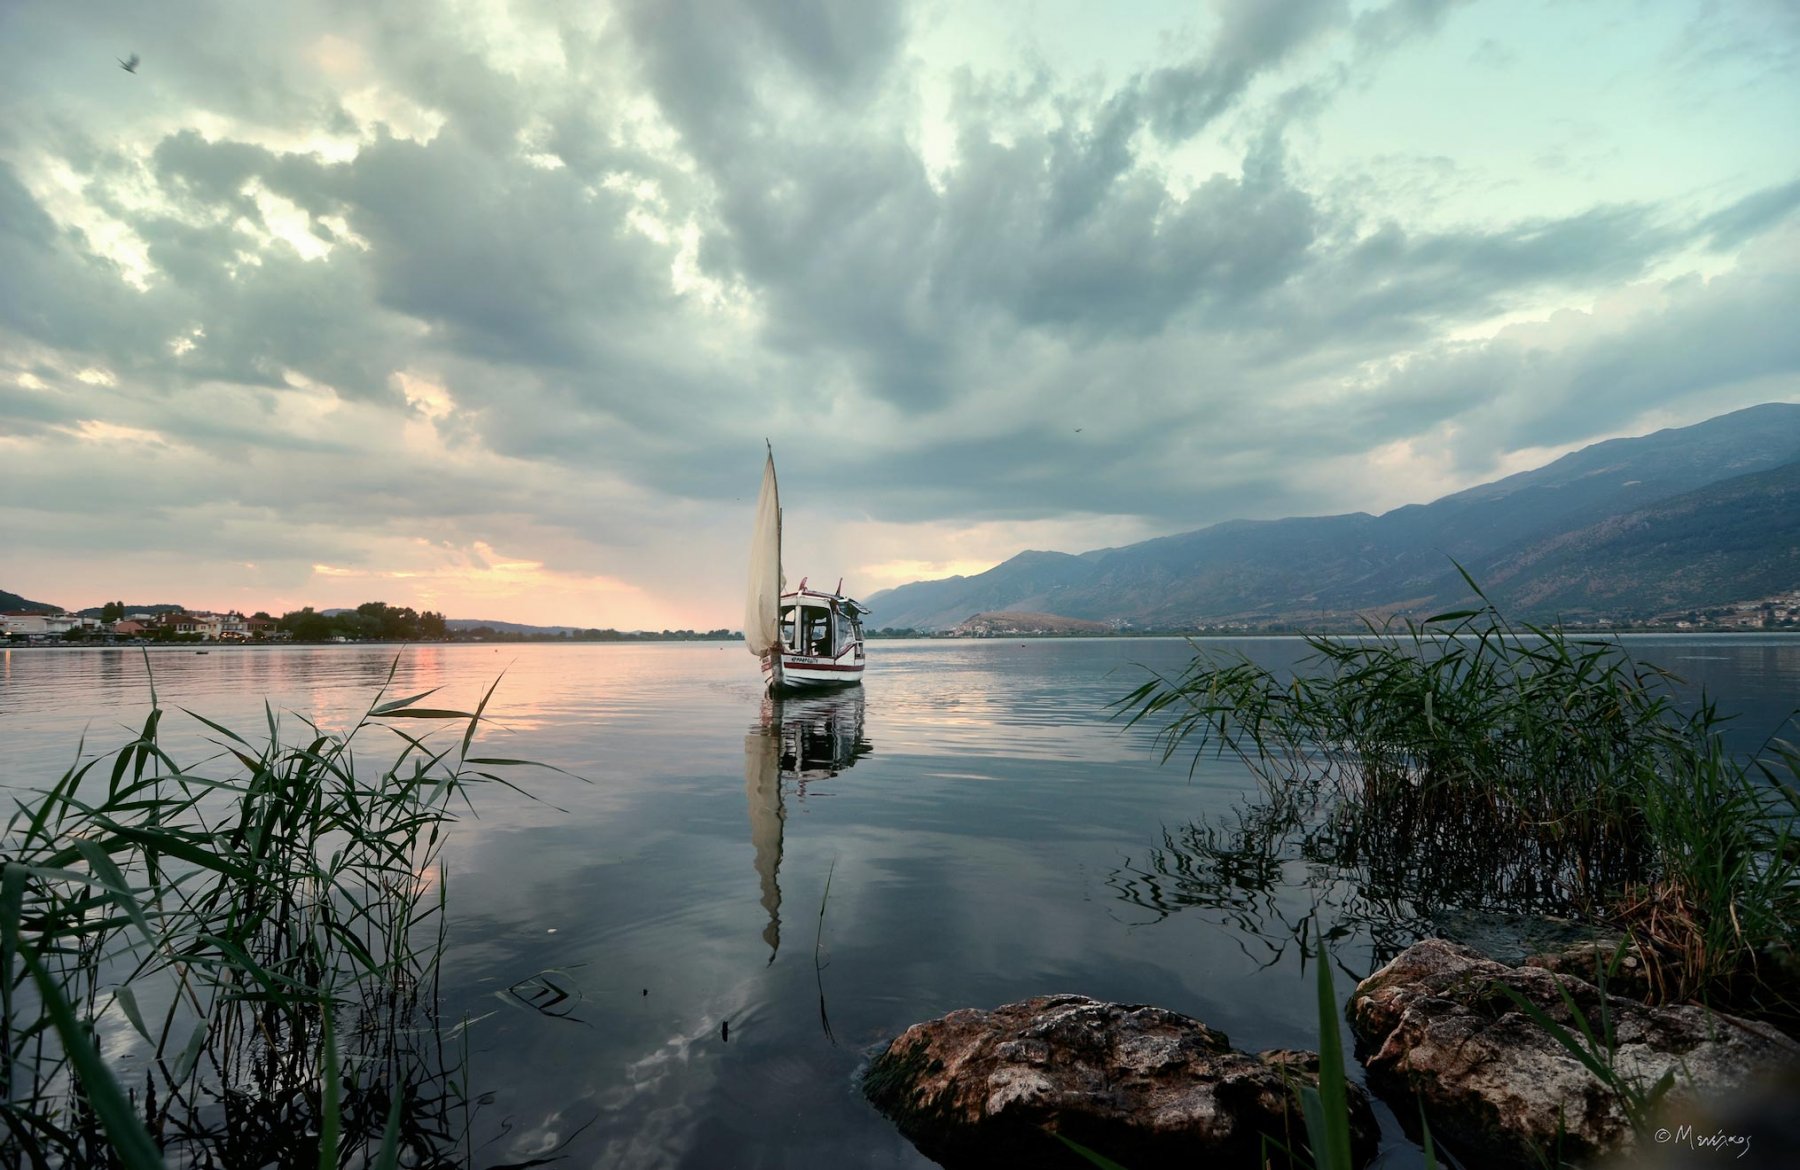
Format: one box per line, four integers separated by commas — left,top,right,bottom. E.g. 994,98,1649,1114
770,649,864,690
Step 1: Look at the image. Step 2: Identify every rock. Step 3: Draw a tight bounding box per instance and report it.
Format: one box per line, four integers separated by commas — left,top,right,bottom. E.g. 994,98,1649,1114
1524,938,1660,1003
862,993,1378,1169
1348,939,1800,1169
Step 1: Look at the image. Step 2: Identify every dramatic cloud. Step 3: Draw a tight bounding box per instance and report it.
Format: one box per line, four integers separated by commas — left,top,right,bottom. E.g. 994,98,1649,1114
2,0,1796,626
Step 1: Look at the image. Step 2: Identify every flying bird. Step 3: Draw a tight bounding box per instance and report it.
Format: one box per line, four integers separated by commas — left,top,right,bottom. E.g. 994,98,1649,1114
118,53,139,73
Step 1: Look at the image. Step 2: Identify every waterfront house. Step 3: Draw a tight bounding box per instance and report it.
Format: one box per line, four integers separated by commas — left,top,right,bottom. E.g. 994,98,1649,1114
1,611,80,638
154,612,204,637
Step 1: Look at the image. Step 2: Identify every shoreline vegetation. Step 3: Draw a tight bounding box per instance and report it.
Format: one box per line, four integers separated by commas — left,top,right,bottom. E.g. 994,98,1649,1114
11,588,1800,648
1,659,576,1167
11,622,1800,648
1119,583,1800,1034
1087,583,1800,1166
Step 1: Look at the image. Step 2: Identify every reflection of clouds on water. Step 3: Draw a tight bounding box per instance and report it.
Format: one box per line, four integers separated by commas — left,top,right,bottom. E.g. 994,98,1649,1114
20,639,1793,1165
580,988,771,1168
489,1097,605,1164
595,1022,712,1165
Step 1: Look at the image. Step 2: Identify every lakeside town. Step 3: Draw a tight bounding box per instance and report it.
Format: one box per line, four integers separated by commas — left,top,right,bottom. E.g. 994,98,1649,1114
0,601,737,645
5,589,1800,647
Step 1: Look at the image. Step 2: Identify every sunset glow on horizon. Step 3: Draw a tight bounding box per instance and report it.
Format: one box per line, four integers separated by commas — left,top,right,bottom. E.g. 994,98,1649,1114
3,1,1795,628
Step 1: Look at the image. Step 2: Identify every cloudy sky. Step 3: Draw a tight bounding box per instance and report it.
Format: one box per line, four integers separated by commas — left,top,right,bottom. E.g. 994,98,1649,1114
2,0,1796,629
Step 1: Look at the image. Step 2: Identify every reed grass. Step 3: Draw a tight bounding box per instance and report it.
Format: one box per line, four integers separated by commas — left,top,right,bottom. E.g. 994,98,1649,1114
1,658,568,1167
1118,582,1800,1027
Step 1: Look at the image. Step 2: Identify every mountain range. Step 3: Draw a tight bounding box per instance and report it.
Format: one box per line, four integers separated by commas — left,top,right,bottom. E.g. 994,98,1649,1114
865,403,1800,631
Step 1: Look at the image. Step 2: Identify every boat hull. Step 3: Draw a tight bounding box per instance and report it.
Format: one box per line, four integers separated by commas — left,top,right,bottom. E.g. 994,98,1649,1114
765,650,863,691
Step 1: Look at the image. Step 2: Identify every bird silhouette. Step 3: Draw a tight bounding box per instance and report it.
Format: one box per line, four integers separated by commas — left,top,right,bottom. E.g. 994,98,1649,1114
118,53,139,73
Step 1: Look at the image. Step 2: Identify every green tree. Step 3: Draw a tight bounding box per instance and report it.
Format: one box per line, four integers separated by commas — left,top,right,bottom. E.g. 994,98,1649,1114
355,601,432,640
101,601,126,622
280,607,334,642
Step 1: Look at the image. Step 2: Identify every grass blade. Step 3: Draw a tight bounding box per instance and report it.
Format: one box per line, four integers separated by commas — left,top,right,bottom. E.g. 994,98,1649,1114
2,867,166,1170
1305,942,1355,1170
1051,1132,1132,1169
318,1005,340,1170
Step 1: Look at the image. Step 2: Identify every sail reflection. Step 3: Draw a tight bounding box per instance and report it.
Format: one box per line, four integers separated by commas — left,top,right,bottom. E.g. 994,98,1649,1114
742,690,872,963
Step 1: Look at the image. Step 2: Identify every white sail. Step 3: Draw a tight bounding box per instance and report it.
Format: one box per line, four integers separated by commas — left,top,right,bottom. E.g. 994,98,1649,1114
745,449,782,656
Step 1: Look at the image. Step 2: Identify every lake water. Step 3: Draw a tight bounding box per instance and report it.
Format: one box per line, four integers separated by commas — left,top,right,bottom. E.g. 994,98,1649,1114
2,636,1796,1167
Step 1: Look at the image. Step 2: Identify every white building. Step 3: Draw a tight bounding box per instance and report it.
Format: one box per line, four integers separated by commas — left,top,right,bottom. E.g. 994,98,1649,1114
0,611,80,637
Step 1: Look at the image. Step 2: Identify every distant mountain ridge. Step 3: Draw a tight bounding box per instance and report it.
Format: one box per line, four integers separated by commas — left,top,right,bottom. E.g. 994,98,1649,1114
865,403,1800,630
444,618,582,635
1,589,60,613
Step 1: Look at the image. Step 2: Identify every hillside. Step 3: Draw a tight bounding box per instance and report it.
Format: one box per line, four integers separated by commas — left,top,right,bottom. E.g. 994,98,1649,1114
0,589,60,613
951,612,1112,636
74,603,188,618
1478,459,1800,618
865,403,1800,630
445,618,582,635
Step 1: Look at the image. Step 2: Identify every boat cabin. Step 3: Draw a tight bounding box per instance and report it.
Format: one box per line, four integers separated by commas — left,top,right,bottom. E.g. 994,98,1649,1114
778,590,865,661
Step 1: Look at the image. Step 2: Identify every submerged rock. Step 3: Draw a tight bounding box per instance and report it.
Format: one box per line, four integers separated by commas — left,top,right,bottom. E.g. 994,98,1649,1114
1430,907,1620,967
862,993,1378,1169
1348,939,1800,1169
1523,937,1659,1003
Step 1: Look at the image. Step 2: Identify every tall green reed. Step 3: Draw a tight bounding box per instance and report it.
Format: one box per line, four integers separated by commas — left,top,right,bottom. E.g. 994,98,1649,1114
1,658,568,1166
1118,581,1798,1024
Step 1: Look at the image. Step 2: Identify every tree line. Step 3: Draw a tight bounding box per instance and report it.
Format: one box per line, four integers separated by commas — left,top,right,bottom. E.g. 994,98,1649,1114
279,602,449,641
52,600,795,644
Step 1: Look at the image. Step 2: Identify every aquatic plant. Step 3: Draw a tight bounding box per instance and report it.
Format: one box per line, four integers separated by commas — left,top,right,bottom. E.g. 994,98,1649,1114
1294,944,1357,1170
1117,583,1800,1025
1,660,567,1167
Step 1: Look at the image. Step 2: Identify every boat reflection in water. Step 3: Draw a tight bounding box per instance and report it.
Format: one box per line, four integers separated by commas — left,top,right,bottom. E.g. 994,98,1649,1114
742,689,873,963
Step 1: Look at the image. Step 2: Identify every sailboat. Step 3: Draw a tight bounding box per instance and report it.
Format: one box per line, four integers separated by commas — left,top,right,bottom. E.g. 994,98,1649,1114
745,446,868,691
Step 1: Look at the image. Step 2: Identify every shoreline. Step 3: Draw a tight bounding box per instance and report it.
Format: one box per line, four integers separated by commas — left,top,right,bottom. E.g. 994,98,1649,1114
7,627,1800,651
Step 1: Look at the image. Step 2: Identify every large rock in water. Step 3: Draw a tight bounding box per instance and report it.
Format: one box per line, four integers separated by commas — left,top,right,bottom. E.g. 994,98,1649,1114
862,993,1378,1168
1348,939,1800,1169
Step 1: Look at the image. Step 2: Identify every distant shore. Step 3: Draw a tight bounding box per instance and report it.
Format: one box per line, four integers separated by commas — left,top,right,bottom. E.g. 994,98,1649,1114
8,625,1799,651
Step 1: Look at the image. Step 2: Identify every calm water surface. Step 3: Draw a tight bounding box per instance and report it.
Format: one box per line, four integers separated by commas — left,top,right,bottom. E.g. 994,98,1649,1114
2,637,1796,1167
